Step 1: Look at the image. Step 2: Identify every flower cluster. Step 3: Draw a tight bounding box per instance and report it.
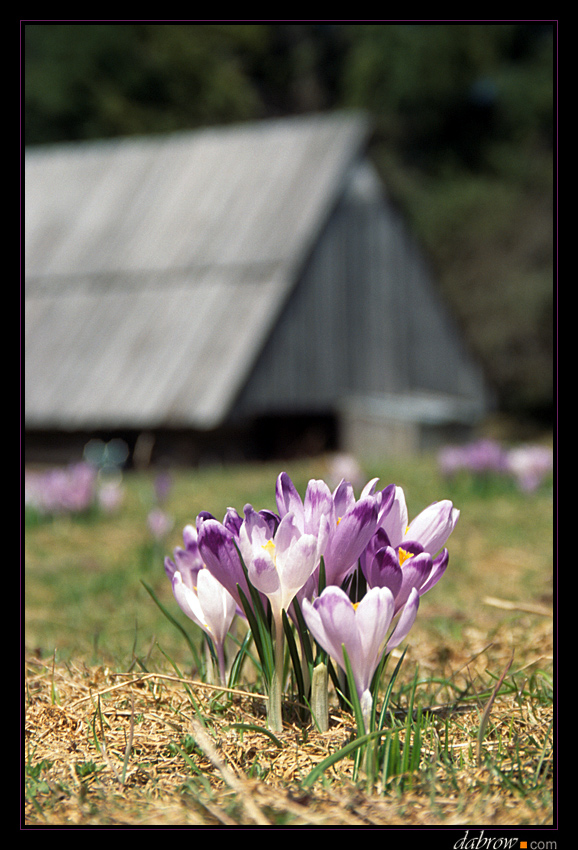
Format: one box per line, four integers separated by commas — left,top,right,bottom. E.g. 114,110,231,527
25,462,127,517
25,462,99,516
438,438,553,492
164,471,458,732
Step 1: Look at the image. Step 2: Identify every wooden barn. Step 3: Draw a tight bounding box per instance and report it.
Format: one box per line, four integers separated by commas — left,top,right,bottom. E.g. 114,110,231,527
24,111,490,467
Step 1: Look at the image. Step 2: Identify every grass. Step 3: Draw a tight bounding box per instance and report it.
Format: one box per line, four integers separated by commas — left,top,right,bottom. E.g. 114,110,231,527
23,451,554,826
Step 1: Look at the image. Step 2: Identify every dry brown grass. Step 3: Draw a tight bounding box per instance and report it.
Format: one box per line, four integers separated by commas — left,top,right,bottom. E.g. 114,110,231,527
24,610,553,827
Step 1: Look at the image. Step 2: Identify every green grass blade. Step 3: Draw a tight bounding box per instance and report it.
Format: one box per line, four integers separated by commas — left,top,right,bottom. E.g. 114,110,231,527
140,579,203,671
290,595,314,669
228,723,284,748
236,583,274,684
302,727,392,789
227,627,255,689
377,646,407,730
282,608,305,703
342,645,366,736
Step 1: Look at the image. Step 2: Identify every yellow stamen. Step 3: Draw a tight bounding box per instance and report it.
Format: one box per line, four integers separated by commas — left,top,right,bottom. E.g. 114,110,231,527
262,539,276,561
398,547,413,566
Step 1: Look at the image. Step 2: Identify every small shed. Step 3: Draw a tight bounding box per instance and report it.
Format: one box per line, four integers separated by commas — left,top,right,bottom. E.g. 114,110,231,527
24,111,490,466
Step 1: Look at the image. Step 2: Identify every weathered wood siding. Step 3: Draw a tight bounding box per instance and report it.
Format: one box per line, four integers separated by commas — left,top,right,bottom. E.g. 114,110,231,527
231,159,486,421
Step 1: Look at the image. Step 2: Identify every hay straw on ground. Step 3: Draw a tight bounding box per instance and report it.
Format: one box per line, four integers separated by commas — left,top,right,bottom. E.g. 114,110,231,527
24,614,553,827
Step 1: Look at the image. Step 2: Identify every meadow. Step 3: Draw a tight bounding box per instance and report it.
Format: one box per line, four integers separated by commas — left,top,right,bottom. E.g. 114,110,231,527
24,450,554,827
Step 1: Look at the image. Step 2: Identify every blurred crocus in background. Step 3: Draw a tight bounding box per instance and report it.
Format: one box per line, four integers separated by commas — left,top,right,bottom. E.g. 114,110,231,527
96,473,125,513
25,462,98,516
325,453,365,491
147,506,174,541
438,438,552,492
506,444,554,492
438,438,509,478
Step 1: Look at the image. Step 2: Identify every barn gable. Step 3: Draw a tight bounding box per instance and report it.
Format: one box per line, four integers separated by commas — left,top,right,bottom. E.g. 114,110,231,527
25,112,489,465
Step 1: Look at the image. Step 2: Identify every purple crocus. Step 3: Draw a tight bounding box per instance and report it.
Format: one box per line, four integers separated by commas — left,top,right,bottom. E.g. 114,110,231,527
237,506,319,620
196,514,249,610
275,472,392,594
302,585,420,729
164,524,204,585
170,568,237,686
506,444,553,492
359,487,456,611
361,534,449,613
377,486,459,556
196,507,280,614
165,524,237,685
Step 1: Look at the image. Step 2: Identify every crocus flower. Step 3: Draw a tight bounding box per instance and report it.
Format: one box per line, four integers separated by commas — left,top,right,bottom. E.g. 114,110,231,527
196,510,274,614
275,472,392,594
377,486,459,557
164,523,204,581
25,462,98,515
438,439,509,478
97,476,125,513
302,584,420,729
506,444,553,492
361,533,449,613
169,566,237,686
237,505,319,620
148,507,174,541
211,503,317,733
197,516,244,602
359,488,456,612
165,524,237,684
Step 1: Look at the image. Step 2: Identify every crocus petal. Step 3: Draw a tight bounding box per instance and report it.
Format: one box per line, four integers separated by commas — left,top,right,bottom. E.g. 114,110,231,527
273,510,302,551
323,496,380,586
171,570,205,629
379,486,409,549
359,526,391,575
304,479,335,538
196,568,237,645
376,483,396,524
405,500,459,555
362,545,403,599
355,586,395,680
240,504,271,548
278,533,319,602
360,477,381,498
302,586,357,670
197,517,247,606
247,553,281,596
223,507,243,535
276,472,304,525
332,479,357,518
386,587,420,652
419,548,449,595
395,552,432,612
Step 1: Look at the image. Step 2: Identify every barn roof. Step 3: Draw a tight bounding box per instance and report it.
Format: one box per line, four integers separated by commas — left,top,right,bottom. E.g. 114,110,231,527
25,112,370,431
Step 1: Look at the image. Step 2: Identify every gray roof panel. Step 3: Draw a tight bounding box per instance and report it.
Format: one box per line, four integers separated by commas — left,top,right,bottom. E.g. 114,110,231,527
25,113,369,430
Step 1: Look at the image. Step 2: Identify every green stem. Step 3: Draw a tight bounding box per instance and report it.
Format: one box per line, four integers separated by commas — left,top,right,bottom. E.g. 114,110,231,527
217,642,227,688
267,613,285,734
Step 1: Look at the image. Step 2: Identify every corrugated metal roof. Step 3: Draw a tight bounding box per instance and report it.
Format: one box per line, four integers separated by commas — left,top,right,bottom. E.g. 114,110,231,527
25,112,370,430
